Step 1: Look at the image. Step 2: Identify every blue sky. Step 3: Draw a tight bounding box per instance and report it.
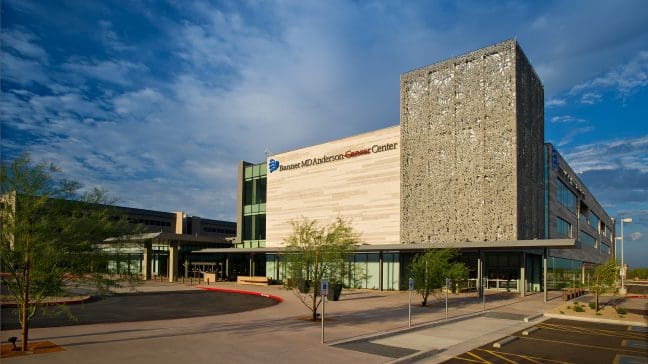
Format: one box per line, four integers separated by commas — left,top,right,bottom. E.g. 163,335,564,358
1,1,647,267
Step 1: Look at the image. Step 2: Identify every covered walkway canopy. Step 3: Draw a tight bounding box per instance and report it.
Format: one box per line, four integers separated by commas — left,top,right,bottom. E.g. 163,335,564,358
193,239,577,301
104,232,232,282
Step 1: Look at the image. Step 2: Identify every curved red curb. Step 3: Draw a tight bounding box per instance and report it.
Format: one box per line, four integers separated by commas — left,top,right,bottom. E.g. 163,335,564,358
625,295,648,299
196,286,284,303
0,296,93,309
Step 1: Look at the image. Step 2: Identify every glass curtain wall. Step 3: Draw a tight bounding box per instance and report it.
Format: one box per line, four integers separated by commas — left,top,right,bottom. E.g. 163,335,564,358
547,256,583,289
242,163,267,247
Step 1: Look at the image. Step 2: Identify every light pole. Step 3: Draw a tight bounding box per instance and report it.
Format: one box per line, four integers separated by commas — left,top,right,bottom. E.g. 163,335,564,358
619,217,632,295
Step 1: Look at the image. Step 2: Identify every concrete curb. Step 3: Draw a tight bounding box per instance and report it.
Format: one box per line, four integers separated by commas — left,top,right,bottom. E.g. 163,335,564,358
493,336,517,348
544,313,648,327
524,313,543,322
0,296,92,309
522,326,540,335
328,310,486,346
196,286,284,303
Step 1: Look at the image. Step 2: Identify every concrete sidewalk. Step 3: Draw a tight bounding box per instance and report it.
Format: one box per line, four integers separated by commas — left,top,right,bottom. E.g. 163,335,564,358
0,282,567,363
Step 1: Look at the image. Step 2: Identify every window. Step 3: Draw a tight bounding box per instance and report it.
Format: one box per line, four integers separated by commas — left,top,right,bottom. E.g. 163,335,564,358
243,216,253,240
244,180,254,205
256,178,266,204
579,231,597,248
255,214,266,240
589,213,599,231
601,243,610,254
557,180,576,213
556,217,572,238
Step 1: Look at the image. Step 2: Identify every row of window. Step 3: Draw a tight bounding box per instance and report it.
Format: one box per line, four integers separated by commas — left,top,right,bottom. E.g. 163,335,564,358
555,217,610,255
579,231,597,248
557,181,577,213
127,218,172,227
557,180,613,241
203,227,236,234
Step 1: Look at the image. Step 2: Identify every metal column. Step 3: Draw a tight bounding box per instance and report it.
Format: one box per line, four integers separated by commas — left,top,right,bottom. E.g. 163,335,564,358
543,248,548,302
379,250,383,291
520,252,526,297
477,250,483,298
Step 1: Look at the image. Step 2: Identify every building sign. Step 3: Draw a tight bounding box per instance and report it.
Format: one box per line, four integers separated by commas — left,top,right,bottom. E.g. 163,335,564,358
551,146,559,170
268,142,398,173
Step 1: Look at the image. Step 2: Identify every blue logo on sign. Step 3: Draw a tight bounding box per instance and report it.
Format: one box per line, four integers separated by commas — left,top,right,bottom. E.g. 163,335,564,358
551,147,558,170
269,159,280,173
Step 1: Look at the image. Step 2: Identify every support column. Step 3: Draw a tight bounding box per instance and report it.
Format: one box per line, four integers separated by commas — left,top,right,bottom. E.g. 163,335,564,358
249,254,254,276
142,241,152,280
543,248,548,302
168,242,178,282
581,264,586,285
379,251,384,291
225,255,229,280
477,250,483,298
520,252,526,297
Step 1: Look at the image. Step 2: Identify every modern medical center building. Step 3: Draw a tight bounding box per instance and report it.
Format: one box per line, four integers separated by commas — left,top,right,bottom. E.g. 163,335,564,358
200,39,615,294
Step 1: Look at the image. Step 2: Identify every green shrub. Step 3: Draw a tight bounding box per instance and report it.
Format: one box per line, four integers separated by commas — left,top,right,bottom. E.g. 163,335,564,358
588,302,596,309
573,305,585,312
616,307,627,315
567,305,572,309
560,311,565,314
628,267,648,280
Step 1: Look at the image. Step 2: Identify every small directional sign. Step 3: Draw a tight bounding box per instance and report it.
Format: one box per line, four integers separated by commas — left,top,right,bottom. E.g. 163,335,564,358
445,278,452,288
408,278,414,291
320,278,329,296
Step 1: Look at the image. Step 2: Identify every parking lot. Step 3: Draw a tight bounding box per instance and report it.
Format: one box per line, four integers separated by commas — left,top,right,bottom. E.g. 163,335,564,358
442,318,648,363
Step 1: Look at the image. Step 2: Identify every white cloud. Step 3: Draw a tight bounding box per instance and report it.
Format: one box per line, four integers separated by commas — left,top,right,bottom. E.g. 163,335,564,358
2,29,48,62
531,16,548,30
557,126,593,146
98,20,135,52
579,92,602,104
562,135,648,173
550,115,586,123
630,231,642,241
570,51,648,99
0,52,50,85
61,58,147,86
113,88,164,115
545,98,566,107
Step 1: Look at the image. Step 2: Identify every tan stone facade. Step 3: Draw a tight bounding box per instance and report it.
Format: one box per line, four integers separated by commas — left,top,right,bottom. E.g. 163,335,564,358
266,126,400,247
399,39,544,244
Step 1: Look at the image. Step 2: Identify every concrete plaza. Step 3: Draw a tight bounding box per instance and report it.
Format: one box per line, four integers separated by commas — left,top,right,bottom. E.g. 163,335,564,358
0,281,632,363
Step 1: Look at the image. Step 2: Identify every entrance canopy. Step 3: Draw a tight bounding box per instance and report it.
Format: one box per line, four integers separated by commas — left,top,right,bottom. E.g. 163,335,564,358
192,238,576,254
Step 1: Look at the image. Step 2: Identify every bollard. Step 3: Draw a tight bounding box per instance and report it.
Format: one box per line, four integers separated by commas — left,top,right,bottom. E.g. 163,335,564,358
207,278,210,285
